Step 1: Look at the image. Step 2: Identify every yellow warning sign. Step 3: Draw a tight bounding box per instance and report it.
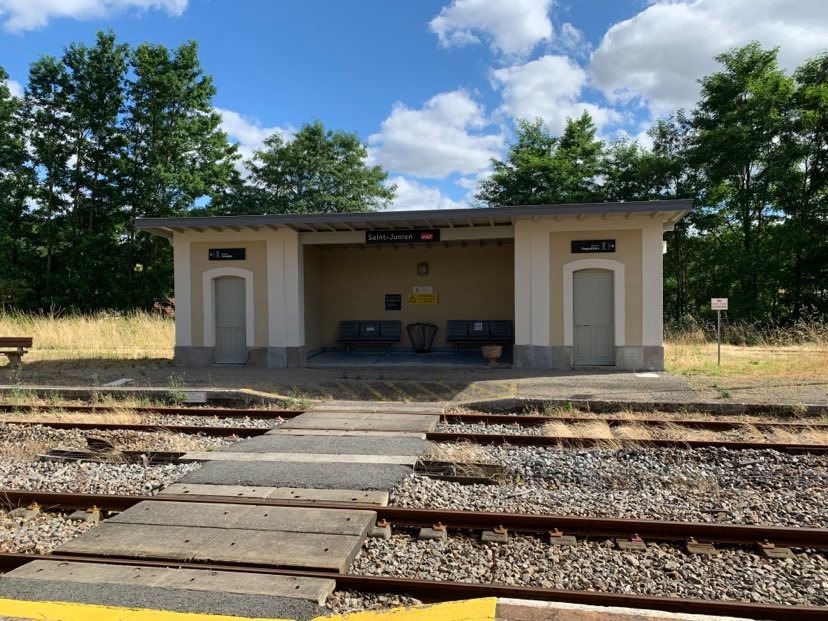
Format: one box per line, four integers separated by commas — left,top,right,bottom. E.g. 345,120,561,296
407,293,439,304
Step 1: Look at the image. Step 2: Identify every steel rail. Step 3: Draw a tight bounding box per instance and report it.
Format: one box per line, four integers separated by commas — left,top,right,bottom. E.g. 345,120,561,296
2,490,825,548
442,412,828,430
0,420,273,437
426,431,828,454
0,404,301,419
0,552,822,621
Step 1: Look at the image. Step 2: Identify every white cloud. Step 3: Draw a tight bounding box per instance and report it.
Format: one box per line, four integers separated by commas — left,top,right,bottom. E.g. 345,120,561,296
384,176,466,211
429,0,553,57
216,107,290,164
7,78,23,98
491,54,621,133
591,0,828,116
0,0,187,33
369,89,504,179
556,22,589,57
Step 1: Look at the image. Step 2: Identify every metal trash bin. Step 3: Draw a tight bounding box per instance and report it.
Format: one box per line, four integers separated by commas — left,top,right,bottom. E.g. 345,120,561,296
407,322,438,353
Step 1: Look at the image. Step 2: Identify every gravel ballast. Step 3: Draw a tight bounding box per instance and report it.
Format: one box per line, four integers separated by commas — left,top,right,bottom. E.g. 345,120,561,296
0,511,94,554
350,531,828,606
0,459,200,495
393,446,828,527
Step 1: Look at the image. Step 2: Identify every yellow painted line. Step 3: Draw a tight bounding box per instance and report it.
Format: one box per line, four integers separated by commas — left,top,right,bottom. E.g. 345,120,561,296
411,382,441,401
0,597,292,621
315,597,497,621
333,381,361,400
361,382,387,401
239,388,291,400
381,381,410,401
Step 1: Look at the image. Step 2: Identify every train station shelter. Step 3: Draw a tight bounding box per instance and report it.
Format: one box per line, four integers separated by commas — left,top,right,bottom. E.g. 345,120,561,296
136,199,691,371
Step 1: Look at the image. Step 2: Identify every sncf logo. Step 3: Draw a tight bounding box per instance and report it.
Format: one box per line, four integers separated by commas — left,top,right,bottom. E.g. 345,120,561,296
419,232,435,241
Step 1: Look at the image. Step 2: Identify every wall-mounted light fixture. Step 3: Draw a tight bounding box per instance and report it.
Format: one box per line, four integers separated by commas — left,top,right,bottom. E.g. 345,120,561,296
417,262,429,276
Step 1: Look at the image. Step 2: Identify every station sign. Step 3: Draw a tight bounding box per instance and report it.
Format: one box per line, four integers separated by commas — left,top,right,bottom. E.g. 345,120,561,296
571,239,616,253
208,248,246,261
366,229,440,244
711,298,728,311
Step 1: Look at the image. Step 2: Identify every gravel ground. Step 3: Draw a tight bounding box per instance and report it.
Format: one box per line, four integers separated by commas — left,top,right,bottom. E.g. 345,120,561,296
0,423,240,457
0,413,283,429
393,446,828,527
324,591,421,615
0,511,94,554
350,531,828,606
0,459,200,494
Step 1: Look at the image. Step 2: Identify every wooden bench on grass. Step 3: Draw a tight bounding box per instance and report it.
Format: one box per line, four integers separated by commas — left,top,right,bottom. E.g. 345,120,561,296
0,337,33,369
338,321,401,353
446,320,513,352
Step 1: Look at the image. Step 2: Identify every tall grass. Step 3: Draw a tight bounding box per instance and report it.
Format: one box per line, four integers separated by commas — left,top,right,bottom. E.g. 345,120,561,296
0,310,174,361
666,314,828,346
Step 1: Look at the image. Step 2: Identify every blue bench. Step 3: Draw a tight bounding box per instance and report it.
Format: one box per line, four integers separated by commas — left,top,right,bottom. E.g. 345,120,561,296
446,320,513,352
338,320,402,353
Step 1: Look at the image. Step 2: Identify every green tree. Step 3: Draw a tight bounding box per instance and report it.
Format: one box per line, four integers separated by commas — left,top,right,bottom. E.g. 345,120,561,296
24,55,71,304
122,40,239,306
776,53,828,317
0,66,35,306
231,120,394,215
476,113,605,207
691,42,794,319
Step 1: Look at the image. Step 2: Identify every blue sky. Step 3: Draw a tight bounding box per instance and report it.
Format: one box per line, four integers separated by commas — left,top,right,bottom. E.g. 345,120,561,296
1,0,825,210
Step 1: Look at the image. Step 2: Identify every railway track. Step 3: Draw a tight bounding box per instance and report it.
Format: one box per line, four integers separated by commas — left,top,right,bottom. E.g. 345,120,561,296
0,404,301,419
2,417,827,453
0,552,823,620
2,489,825,548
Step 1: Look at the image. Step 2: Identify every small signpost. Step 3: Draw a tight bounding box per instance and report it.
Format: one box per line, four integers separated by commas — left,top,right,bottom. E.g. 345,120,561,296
711,298,728,365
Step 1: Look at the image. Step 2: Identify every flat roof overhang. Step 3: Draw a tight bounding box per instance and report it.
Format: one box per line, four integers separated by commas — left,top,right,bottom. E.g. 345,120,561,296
136,199,692,239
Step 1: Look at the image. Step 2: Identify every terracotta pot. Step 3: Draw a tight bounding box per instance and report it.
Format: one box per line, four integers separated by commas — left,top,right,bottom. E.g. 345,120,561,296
481,345,503,366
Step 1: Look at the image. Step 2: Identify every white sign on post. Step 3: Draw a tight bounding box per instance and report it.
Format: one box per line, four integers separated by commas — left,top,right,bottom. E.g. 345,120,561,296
711,298,728,365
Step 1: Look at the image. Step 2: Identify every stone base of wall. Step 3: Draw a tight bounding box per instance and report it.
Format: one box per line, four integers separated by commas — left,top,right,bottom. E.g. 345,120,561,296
513,345,664,371
267,346,306,368
514,345,572,369
615,345,664,371
174,346,213,366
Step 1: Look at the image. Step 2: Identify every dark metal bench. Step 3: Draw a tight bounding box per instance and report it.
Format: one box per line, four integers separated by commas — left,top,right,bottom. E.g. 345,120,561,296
338,321,401,353
0,337,33,369
446,320,513,351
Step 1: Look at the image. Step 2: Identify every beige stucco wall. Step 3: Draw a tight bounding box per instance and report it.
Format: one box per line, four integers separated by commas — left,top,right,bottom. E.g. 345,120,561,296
306,244,514,349
190,241,269,347
549,229,642,346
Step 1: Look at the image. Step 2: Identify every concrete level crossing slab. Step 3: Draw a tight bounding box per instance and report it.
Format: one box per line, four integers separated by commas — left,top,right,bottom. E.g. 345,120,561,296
267,429,427,439
6,560,335,605
310,400,444,414
159,483,390,505
221,434,431,455
57,522,363,572
180,451,418,465
282,413,438,432
110,500,375,537
180,460,412,490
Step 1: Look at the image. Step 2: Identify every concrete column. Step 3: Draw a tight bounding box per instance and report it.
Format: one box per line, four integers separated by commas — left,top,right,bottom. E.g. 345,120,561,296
173,236,191,347
513,222,556,368
266,229,306,367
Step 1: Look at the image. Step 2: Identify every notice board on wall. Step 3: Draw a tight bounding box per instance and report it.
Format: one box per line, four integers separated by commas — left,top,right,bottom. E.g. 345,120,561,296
385,294,402,310
208,248,246,260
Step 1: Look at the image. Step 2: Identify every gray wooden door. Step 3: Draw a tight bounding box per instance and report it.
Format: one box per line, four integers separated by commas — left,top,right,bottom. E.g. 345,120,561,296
573,269,614,366
214,276,246,364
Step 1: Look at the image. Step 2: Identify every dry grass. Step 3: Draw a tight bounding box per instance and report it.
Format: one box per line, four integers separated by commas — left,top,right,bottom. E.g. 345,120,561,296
537,419,828,446
0,310,173,364
665,341,828,379
425,441,496,464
